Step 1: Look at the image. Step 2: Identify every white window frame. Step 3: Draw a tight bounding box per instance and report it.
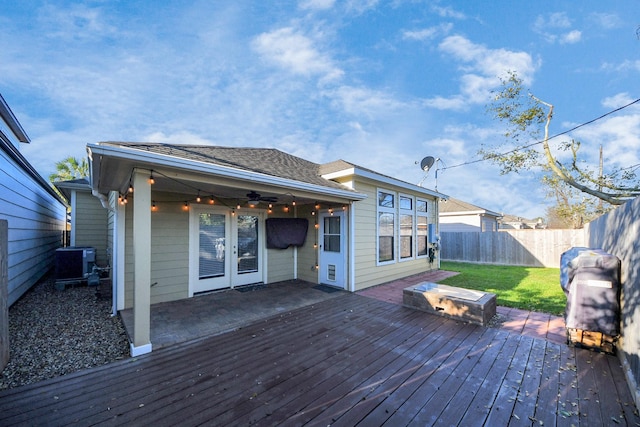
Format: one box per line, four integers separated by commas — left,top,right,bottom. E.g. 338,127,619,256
376,189,396,265
416,198,429,258
399,194,415,262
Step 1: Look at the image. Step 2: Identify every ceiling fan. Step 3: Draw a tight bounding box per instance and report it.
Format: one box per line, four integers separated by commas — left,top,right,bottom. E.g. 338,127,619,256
246,191,277,207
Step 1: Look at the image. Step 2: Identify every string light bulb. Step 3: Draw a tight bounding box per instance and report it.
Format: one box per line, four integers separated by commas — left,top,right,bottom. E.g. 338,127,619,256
283,204,289,213
151,201,157,212
183,201,189,211
196,191,201,203
149,171,155,185
208,196,215,205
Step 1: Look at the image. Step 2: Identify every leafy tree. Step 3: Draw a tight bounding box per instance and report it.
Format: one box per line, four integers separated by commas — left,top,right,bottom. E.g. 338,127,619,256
480,71,640,209
49,156,89,182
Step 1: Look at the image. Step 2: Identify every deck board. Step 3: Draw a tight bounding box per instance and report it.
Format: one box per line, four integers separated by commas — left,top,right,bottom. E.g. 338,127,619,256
1,293,638,427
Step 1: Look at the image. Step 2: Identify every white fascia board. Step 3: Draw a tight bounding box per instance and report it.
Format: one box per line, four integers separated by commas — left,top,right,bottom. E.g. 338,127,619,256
440,210,502,218
322,166,448,200
440,210,485,217
87,143,367,201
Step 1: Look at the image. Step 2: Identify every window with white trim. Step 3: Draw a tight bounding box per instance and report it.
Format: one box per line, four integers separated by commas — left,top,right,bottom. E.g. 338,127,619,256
377,190,395,263
416,199,428,257
399,195,414,260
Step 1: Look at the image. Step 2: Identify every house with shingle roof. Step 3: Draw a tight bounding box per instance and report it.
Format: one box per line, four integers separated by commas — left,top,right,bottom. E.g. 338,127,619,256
80,142,447,356
438,197,502,232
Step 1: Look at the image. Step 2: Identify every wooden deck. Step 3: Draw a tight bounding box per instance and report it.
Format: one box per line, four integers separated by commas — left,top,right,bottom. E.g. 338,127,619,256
1,294,638,426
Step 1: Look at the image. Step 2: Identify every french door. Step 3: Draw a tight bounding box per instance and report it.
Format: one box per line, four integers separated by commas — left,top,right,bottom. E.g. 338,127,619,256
190,207,263,295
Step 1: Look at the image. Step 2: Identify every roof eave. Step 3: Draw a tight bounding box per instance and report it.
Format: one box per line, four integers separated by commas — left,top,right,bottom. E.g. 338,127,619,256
87,143,367,202
322,166,448,200
0,94,30,143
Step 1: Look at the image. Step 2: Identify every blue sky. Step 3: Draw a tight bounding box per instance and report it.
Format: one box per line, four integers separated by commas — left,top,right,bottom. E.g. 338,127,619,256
1,1,639,219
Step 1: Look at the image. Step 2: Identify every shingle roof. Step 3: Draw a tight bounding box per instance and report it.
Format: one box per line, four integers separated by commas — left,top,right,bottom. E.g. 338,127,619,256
99,142,350,191
439,197,501,217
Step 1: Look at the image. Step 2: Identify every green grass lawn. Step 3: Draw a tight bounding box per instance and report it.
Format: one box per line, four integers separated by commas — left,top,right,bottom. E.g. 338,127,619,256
439,261,566,315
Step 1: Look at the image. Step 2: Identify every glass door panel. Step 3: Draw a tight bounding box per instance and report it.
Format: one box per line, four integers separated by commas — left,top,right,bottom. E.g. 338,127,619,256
237,215,258,274
199,213,226,279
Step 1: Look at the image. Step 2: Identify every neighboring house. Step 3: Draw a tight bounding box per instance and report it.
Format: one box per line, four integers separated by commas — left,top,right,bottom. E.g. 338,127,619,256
0,94,67,305
438,197,502,232
86,142,447,355
499,213,546,230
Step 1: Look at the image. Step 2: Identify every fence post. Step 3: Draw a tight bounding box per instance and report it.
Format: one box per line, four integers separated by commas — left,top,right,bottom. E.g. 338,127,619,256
0,220,8,371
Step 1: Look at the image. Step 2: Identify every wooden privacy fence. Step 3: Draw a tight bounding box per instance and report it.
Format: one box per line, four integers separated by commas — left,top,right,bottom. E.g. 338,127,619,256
440,229,586,268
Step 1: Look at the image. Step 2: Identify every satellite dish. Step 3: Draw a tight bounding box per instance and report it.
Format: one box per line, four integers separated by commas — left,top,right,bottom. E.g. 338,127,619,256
420,156,436,172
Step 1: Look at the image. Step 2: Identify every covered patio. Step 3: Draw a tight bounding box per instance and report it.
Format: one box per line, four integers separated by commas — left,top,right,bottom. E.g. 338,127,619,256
119,279,346,349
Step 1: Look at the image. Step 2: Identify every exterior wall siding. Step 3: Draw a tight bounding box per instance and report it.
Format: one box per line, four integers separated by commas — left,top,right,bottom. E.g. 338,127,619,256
295,205,319,284
351,179,438,291
73,191,109,267
440,215,482,232
124,197,189,308
0,151,66,306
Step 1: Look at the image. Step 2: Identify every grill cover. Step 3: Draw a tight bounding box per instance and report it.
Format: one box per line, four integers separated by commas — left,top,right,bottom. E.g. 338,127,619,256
560,248,620,335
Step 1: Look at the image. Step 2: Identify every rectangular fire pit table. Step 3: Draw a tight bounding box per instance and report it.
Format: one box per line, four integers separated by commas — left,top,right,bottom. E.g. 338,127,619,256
403,282,496,326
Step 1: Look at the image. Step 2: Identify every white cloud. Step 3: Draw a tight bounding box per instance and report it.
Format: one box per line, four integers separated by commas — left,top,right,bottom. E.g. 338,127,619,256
560,30,582,44
143,131,215,145
601,60,640,73
327,85,406,117
37,3,118,41
299,0,336,10
570,96,640,168
252,27,343,82
402,23,453,41
422,96,466,111
431,5,466,20
601,93,639,109
534,12,572,31
589,12,623,30
439,35,536,83
345,0,379,15
533,12,583,44
425,35,537,110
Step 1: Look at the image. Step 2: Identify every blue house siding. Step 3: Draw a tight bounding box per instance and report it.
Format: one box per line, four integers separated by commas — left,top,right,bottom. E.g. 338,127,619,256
0,94,67,306
0,147,66,305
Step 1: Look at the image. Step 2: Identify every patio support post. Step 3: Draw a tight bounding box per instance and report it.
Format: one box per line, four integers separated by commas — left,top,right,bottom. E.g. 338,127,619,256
131,171,152,356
